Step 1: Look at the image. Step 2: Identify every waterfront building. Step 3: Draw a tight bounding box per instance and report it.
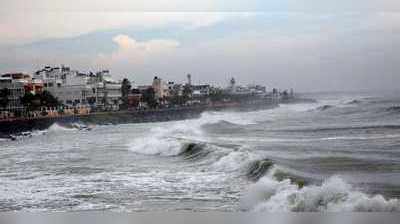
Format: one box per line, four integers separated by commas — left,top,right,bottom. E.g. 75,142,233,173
187,74,192,86
152,76,169,100
127,88,142,109
92,70,122,111
33,66,122,111
192,84,211,97
0,73,30,116
34,65,94,107
227,77,237,94
24,79,44,95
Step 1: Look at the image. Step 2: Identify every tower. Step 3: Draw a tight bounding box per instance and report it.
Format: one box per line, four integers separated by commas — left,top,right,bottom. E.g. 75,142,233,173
187,74,192,86
229,77,236,93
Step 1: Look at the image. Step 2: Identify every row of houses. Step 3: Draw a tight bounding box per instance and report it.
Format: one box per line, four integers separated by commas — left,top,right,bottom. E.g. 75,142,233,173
33,66,123,111
1,65,272,116
0,66,124,115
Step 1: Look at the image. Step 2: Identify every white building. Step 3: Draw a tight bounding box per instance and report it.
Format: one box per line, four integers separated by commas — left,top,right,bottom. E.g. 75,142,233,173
34,66,94,106
0,73,28,113
192,84,211,97
152,76,169,99
34,66,121,110
92,70,122,111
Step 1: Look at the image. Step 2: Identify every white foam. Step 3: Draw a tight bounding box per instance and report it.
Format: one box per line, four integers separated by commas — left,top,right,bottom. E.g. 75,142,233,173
127,120,205,156
48,123,75,132
198,111,258,126
128,135,183,156
210,150,259,172
127,110,258,156
241,174,400,212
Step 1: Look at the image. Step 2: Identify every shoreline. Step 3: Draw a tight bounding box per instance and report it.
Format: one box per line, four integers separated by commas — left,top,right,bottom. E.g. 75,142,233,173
0,97,315,137
0,101,282,136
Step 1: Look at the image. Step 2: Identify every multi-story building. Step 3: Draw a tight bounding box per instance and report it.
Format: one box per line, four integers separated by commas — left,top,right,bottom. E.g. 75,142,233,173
192,84,211,97
91,70,122,111
34,65,94,106
152,76,169,100
33,66,122,110
0,73,30,115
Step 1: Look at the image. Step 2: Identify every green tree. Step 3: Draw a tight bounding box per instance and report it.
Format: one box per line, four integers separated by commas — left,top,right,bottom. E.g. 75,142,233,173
21,91,59,111
209,88,226,102
0,88,10,110
40,90,59,107
21,92,39,111
182,84,192,102
120,78,132,110
142,87,157,108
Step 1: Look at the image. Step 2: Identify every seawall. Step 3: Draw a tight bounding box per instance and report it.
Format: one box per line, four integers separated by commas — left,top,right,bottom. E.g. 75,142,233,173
0,99,287,136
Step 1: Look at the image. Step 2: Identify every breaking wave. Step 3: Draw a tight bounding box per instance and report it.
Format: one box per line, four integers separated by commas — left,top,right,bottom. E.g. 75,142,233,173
385,106,400,113
209,150,259,172
345,99,363,105
246,159,274,181
315,105,334,111
127,110,260,156
48,122,92,132
128,133,184,156
281,124,400,133
241,173,400,212
48,123,74,132
178,143,210,160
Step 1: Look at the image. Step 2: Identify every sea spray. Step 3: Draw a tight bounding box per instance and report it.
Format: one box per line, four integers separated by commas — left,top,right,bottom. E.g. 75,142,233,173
126,110,261,156
48,123,78,132
209,150,259,172
241,175,400,212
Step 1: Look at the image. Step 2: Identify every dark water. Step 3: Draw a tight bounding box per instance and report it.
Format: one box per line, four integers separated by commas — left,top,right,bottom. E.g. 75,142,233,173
1,92,400,212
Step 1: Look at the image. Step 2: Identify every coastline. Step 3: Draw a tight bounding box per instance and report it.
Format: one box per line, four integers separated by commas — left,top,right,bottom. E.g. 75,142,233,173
0,99,286,136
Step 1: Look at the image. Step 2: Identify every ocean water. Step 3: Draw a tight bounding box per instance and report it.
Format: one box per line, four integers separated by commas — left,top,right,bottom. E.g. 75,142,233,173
1,92,400,212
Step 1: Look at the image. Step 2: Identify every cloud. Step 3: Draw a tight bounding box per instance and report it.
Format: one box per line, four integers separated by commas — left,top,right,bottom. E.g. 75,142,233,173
2,0,400,12
113,34,179,53
1,12,400,91
94,34,179,68
0,12,239,45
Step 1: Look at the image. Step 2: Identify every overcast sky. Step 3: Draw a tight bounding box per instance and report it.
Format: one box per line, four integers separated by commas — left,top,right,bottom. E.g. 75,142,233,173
0,1,399,92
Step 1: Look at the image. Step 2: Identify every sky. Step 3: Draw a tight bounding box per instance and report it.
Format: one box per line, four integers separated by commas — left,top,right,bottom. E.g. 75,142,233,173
0,1,400,92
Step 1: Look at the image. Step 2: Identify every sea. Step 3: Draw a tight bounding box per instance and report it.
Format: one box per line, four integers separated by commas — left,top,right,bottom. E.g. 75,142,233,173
1,91,400,212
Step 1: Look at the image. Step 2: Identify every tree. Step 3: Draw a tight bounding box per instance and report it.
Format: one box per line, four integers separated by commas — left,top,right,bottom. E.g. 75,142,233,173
209,88,226,102
40,90,59,107
142,87,157,108
21,92,38,111
21,91,59,111
0,88,10,110
120,78,132,110
182,84,192,101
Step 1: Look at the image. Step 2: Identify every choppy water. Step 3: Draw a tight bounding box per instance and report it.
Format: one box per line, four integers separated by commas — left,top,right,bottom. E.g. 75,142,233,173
1,92,400,212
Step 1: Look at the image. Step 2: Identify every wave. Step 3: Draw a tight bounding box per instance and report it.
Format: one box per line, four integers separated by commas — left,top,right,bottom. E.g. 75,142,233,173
178,143,210,160
200,120,246,133
241,174,400,212
1,129,48,141
128,135,184,156
48,122,92,132
345,99,363,105
385,106,400,113
127,110,260,156
198,111,257,126
246,159,274,181
209,150,259,172
315,105,334,111
279,124,400,133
